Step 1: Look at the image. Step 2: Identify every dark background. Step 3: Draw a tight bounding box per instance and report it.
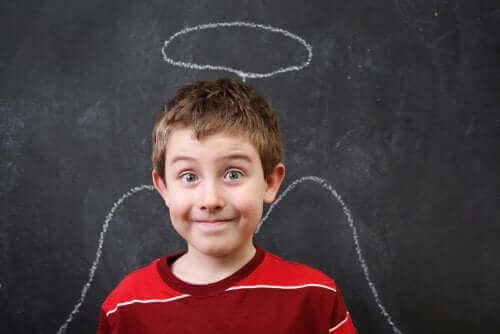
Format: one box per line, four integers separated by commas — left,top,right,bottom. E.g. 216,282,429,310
1,1,499,333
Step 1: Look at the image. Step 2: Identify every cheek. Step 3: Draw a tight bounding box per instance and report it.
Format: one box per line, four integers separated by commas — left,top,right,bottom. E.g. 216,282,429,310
165,189,191,220
232,188,264,219
168,199,189,218
167,200,190,238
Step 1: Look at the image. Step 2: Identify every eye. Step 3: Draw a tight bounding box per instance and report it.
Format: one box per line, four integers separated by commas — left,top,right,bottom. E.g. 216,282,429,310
225,170,243,180
180,173,197,183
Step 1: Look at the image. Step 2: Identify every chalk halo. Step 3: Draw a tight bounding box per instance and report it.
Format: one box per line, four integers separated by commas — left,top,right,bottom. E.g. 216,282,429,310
161,21,313,81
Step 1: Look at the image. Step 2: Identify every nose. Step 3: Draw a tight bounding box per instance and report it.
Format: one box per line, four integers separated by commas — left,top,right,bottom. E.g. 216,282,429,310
198,180,225,212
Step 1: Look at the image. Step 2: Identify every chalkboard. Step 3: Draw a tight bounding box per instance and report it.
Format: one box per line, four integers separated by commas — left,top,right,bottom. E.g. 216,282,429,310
1,1,499,333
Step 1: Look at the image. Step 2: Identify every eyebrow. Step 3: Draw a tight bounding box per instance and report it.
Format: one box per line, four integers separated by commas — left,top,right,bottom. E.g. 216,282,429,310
217,153,252,163
169,156,196,165
169,153,252,165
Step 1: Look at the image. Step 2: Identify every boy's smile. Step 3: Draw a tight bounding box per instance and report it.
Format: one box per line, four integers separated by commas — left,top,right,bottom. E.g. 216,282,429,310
153,127,285,264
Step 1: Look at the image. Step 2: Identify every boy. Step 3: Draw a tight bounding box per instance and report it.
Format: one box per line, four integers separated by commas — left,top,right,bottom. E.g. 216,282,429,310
97,78,356,333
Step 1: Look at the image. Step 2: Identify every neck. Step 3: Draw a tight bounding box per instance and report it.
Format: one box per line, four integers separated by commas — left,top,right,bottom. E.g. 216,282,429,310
172,243,256,285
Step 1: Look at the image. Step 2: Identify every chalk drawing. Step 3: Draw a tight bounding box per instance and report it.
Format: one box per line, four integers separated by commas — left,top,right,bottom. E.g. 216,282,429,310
161,21,313,81
56,185,154,334
258,176,402,334
57,177,401,334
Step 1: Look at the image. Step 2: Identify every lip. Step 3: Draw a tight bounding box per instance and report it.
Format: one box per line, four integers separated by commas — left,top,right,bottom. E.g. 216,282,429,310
194,219,234,228
195,219,233,224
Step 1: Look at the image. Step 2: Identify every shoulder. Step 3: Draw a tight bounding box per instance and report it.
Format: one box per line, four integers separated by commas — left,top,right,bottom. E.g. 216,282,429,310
101,257,180,316
240,249,338,292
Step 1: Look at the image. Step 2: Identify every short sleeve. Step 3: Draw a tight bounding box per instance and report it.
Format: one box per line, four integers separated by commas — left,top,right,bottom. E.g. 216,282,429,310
329,289,357,334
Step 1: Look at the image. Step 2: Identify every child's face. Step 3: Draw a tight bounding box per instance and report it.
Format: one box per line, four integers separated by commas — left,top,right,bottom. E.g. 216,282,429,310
153,127,284,259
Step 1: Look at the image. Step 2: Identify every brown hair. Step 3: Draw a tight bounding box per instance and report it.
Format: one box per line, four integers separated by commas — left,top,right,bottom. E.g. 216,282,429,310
152,78,283,180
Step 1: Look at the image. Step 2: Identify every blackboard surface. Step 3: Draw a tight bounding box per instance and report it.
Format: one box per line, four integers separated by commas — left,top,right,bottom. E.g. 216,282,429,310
1,1,499,333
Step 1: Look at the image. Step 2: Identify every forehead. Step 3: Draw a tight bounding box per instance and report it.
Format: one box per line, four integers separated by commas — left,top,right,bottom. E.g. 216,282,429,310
165,127,260,163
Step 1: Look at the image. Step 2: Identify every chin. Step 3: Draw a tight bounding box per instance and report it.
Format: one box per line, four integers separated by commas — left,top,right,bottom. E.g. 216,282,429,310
194,241,240,258
202,246,234,258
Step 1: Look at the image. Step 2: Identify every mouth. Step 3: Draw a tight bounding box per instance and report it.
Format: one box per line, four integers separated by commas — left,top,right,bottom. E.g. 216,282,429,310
193,218,234,228
194,219,233,224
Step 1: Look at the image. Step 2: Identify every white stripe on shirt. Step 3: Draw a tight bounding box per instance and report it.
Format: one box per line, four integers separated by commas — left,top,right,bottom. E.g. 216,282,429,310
106,294,190,317
226,283,336,292
329,312,350,333
106,284,337,317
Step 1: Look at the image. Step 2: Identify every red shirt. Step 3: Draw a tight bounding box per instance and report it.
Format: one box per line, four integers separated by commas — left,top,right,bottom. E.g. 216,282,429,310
98,246,356,333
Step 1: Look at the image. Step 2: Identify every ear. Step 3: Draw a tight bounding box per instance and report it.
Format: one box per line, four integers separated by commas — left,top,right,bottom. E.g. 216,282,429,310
152,169,170,207
263,162,286,204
